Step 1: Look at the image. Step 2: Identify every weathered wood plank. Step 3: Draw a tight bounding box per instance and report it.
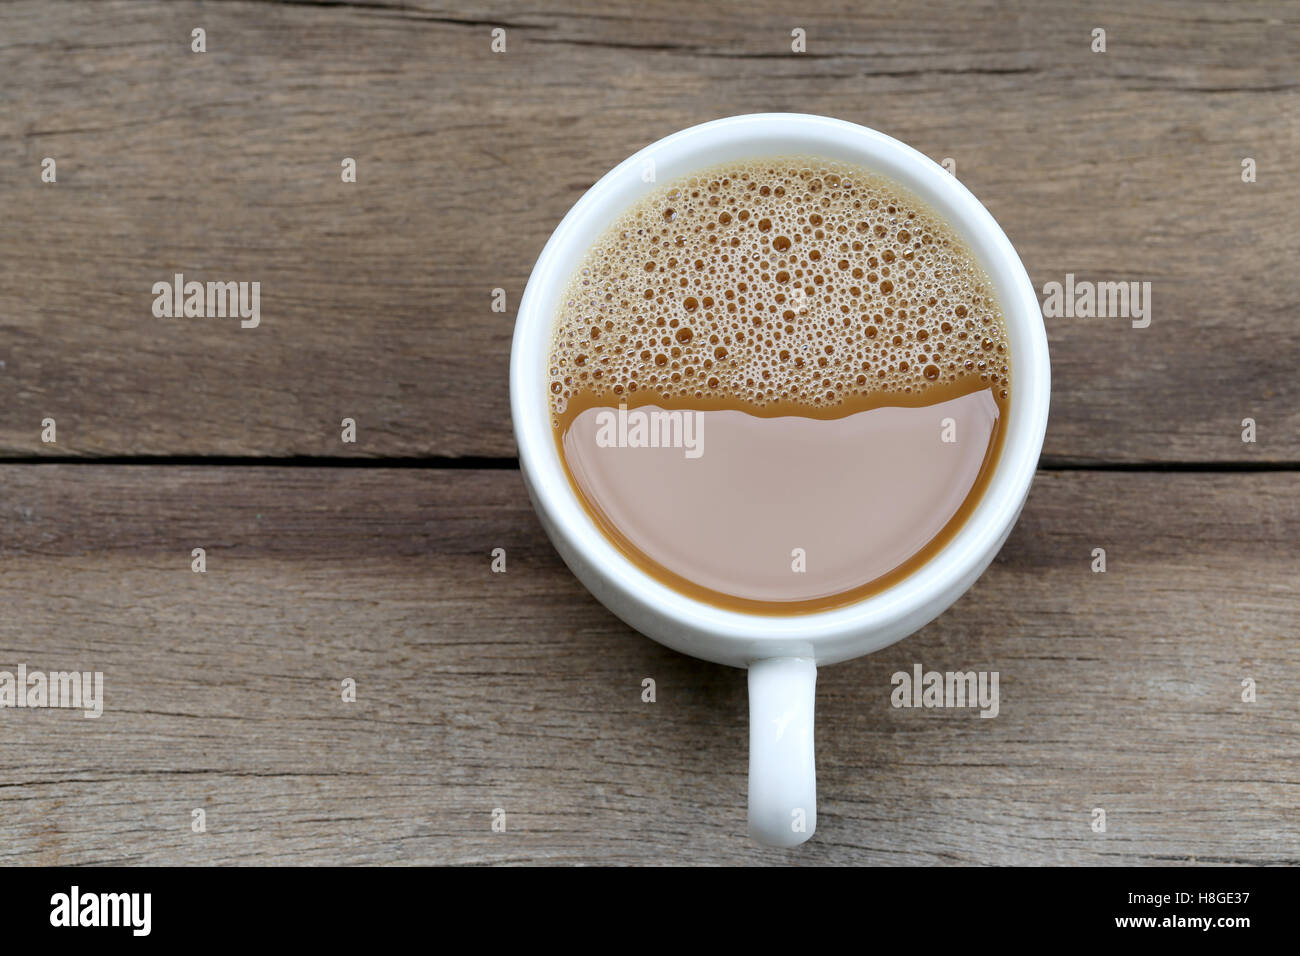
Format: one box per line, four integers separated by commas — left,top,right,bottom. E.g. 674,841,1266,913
0,466,1294,864
1,1,1296,460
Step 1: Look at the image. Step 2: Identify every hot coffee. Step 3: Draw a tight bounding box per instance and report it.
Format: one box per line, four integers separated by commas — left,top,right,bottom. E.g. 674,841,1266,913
548,157,1011,614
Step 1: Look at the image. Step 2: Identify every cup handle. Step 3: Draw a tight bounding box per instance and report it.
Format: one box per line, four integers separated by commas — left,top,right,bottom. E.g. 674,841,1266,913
747,657,817,847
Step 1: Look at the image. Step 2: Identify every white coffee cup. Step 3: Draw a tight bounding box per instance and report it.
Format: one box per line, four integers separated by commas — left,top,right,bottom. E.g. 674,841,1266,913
510,113,1050,847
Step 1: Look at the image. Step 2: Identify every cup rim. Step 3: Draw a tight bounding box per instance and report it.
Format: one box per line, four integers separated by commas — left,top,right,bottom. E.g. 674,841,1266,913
511,112,1049,647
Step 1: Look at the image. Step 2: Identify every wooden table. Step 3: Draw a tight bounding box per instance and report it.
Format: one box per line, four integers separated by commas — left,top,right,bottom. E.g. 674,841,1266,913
1,1,1295,865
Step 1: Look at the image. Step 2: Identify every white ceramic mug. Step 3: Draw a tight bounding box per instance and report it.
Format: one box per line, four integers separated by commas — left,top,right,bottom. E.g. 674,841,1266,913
510,113,1050,847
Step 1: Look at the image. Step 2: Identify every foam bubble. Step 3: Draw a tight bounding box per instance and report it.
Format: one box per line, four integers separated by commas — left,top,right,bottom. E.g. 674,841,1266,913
548,157,1010,418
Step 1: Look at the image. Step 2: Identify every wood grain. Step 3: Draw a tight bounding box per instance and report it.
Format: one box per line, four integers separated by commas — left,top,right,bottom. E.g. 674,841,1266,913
2,1,1297,461
1,465,1295,865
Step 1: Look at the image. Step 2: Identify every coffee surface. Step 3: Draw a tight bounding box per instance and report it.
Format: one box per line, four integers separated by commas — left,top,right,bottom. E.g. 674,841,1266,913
562,392,999,611
548,157,1011,613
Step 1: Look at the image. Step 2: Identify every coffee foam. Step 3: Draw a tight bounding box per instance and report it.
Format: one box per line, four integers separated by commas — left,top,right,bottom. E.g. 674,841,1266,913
549,157,1009,420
